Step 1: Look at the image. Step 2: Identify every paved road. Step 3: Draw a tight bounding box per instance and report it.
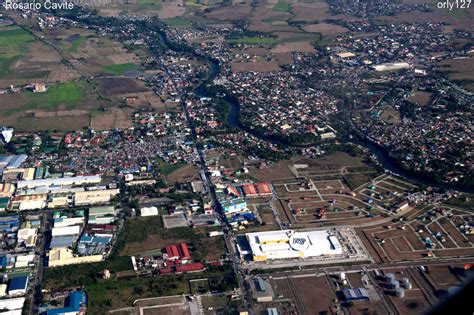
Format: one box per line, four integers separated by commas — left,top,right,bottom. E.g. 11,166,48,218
30,212,51,315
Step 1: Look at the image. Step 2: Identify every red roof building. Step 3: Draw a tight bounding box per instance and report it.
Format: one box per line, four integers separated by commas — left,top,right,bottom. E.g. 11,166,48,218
175,262,205,273
178,243,191,260
159,267,173,275
241,183,272,197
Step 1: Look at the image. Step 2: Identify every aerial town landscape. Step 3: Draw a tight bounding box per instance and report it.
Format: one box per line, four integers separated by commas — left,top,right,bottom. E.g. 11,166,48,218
0,0,472,314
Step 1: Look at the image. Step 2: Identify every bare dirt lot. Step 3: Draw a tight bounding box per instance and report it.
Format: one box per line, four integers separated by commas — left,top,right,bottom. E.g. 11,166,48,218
303,23,349,37
165,164,200,184
159,2,186,19
436,57,474,92
231,61,280,73
407,91,433,106
95,78,150,96
206,4,252,21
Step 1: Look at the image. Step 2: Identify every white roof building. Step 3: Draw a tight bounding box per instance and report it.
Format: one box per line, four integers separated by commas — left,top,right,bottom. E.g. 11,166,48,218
246,230,344,261
0,297,25,313
17,175,101,189
140,206,159,217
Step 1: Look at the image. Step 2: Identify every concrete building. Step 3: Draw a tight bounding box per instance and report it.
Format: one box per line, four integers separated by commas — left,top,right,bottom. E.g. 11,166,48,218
245,229,344,262
48,247,103,267
74,189,119,206
221,198,247,215
88,206,116,224
17,228,37,248
0,297,25,314
0,155,27,169
140,206,159,217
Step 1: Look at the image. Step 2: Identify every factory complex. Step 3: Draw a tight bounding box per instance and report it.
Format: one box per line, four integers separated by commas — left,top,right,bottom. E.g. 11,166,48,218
245,230,344,262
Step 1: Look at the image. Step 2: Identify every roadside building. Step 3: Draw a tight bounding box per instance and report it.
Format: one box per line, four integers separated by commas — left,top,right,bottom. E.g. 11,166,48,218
7,276,28,296
88,206,116,225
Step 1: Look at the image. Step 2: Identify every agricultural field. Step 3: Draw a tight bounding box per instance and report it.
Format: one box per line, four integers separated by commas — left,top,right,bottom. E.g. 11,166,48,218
436,57,474,92
0,20,153,131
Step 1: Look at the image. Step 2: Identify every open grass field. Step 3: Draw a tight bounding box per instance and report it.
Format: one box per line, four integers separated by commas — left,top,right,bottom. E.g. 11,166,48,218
10,81,95,114
272,1,291,12
226,37,278,45
67,35,88,53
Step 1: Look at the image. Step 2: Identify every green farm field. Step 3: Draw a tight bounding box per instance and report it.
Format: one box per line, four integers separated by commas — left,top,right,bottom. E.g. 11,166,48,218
0,27,34,76
102,62,137,75
226,37,278,45
15,81,95,113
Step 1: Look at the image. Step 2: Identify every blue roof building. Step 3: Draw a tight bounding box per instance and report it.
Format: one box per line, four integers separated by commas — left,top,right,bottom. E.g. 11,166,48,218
7,276,29,295
341,288,369,301
47,290,87,315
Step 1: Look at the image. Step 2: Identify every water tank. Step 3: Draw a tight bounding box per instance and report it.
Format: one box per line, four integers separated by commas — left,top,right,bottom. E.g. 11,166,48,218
340,272,346,281
395,287,405,298
390,280,400,289
386,273,395,282
402,282,412,289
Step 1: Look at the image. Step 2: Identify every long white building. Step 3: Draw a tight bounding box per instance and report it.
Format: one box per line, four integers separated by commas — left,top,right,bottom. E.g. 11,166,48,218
17,175,101,189
246,229,343,262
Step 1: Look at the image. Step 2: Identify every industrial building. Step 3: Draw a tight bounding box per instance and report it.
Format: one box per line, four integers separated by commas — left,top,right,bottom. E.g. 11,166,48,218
88,206,116,224
17,175,101,189
0,297,25,314
48,247,103,267
0,155,27,169
74,189,119,206
251,277,274,302
46,290,87,315
341,288,370,301
7,276,29,296
245,230,344,262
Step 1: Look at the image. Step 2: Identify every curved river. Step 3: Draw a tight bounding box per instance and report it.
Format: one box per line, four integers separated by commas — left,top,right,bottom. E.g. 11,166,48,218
195,60,472,193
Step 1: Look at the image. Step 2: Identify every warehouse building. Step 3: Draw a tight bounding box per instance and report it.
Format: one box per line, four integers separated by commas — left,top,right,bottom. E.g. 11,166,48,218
74,189,119,206
0,297,25,314
0,155,27,169
88,206,116,225
341,288,370,301
48,247,103,267
17,175,101,189
245,230,344,262
7,276,28,296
